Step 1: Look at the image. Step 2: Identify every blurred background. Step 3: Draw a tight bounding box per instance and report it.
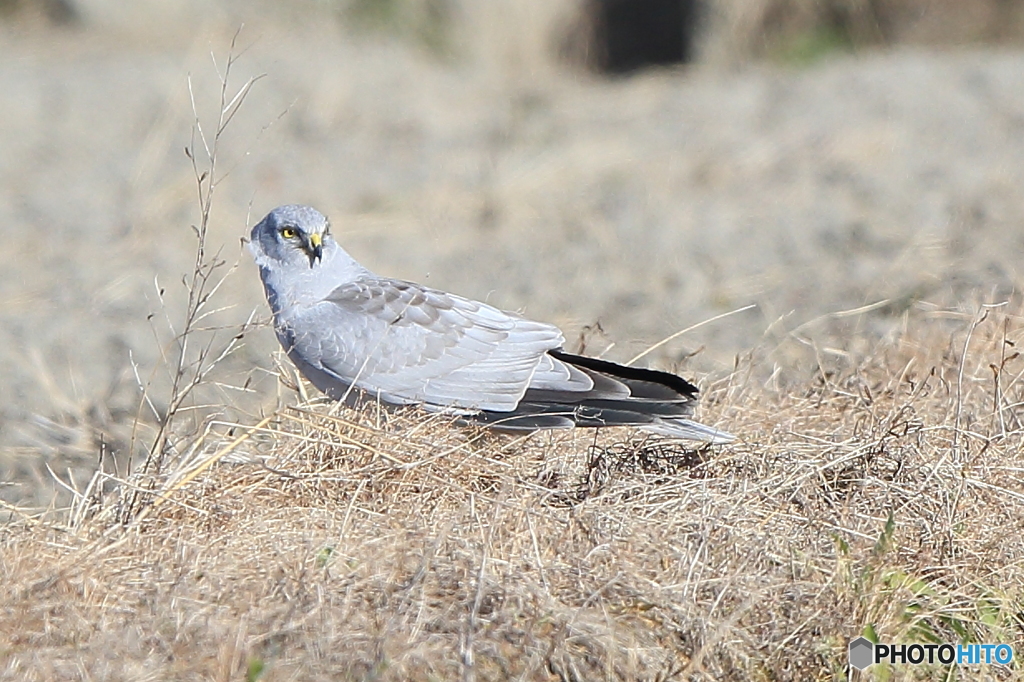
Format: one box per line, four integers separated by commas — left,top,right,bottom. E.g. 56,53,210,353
2,0,1024,506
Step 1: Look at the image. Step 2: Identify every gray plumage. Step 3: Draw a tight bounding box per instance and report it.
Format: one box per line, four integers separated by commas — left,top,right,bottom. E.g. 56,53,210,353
249,204,733,443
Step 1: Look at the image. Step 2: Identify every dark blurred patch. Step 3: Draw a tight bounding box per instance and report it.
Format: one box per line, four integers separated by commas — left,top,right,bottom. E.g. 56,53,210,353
0,0,78,25
596,0,701,72
562,0,702,74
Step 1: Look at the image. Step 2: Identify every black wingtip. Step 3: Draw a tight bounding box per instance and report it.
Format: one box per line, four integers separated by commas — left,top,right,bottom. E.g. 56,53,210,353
548,349,699,398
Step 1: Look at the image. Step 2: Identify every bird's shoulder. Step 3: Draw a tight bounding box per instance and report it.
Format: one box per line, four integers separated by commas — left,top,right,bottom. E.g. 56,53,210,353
322,276,528,334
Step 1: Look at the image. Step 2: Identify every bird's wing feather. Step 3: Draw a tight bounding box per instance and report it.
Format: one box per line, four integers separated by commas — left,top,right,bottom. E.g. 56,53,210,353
283,277,565,411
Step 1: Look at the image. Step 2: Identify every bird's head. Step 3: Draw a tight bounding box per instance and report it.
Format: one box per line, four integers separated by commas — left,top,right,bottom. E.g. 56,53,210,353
249,204,331,270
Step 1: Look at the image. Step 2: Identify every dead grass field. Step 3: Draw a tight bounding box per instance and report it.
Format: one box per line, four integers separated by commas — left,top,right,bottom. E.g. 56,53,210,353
4,4,1024,681
3,300,1023,681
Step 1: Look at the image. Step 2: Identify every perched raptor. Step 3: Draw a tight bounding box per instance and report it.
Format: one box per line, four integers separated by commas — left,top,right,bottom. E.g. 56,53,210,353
249,205,733,443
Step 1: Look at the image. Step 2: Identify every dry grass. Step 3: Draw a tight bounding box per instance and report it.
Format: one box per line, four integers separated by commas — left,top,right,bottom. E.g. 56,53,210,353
2,302,1023,681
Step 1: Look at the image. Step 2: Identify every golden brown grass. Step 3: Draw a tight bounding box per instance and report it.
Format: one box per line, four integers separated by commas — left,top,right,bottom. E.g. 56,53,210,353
3,302,1023,681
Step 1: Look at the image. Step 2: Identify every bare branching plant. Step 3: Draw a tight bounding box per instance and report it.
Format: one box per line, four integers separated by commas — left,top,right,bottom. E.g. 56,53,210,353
121,30,264,520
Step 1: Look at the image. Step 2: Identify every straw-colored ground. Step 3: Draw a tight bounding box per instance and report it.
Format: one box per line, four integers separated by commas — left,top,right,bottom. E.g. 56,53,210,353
3,302,1022,680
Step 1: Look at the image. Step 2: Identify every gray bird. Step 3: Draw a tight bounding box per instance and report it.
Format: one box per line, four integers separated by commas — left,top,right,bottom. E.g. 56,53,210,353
249,205,733,442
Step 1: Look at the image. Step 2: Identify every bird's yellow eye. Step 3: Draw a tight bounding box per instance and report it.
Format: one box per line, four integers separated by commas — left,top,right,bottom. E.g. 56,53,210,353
280,227,298,239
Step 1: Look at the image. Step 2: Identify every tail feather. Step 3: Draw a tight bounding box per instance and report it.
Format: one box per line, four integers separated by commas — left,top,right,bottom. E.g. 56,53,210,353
647,418,735,444
548,350,699,399
474,349,733,443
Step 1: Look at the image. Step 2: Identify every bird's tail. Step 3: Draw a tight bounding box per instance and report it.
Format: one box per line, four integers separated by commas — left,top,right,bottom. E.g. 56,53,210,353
475,350,734,444
643,418,735,444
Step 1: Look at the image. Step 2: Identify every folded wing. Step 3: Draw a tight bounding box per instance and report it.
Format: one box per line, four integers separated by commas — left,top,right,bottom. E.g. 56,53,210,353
283,277,564,411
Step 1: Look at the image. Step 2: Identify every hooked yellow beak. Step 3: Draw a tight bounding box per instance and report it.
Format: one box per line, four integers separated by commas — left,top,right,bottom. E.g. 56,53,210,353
307,232,323,265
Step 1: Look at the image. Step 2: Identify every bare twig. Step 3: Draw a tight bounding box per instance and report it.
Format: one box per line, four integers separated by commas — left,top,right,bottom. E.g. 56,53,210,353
121,28,264,519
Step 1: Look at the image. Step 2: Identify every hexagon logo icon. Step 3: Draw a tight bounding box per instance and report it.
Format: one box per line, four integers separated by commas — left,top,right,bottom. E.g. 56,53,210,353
849,637,874,670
